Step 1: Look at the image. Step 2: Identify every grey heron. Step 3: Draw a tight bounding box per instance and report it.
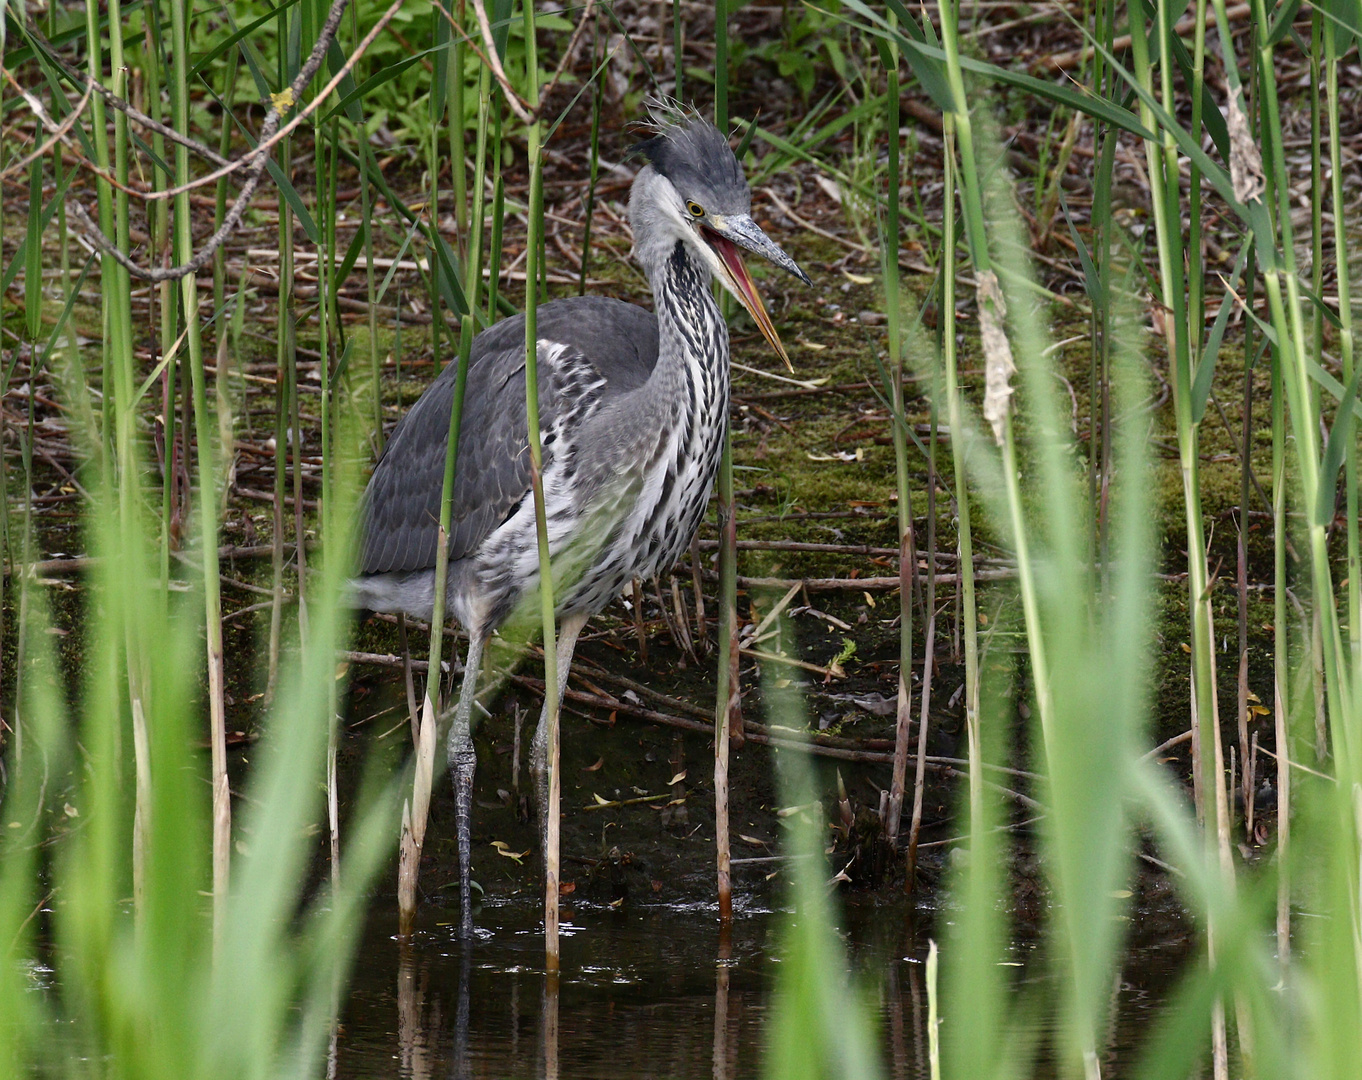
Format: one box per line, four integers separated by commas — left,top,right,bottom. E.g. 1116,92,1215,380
353,104,809,929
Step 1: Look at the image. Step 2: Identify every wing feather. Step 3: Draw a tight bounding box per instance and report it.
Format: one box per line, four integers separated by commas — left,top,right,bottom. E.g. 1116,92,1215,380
360,297,658,574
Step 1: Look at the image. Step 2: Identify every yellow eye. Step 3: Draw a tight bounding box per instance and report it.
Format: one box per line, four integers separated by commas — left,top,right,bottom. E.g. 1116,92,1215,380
686,200,705,218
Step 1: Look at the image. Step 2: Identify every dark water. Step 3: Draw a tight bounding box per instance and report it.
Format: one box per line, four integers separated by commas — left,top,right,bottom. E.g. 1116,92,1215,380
333,888,1194,1079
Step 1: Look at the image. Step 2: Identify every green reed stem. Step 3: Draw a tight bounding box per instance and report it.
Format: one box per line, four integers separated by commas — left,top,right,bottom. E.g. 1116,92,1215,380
673,0,684,99
325,116,343,887
579,18,602,297
1244,0,1351,766
488,95,505,324
465,61,492,318
516,0,561,968
142,0,175,600
1139,1,1236,1067
397,310,474,934
86,0,152,920
712,0,736,927
450,0,468,254
877,32,918,865
169,0,231,946
268,125,294,705
1324,16,1359,690
1090,0,1116,559
940,117,981,829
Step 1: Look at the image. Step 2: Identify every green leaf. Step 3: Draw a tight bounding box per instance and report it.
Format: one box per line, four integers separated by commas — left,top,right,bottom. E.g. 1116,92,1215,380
1322,0,1362,49
333,223,368,307
429,229,470,318
215,0,279,97
1315,361,1362,526
491,0,515,58
841,0,953,111
191,0,304,80
375,218,423,307
322,51,438,126
25,158,44,341
1191,241,1252,425
1060,193,1101,306
266,158,321,246
1,164,72,296
1268,0,1306,45
840,0,1159,142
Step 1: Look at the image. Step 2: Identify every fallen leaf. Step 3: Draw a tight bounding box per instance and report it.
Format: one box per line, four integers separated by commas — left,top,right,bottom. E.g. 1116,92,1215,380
583,757,605,772
815,175,843,204
559,881,576,895
667,770,687,786
490,841,530,862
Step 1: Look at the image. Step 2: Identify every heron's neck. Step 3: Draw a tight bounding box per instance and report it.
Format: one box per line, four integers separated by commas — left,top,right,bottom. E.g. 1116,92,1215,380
649,240,729,405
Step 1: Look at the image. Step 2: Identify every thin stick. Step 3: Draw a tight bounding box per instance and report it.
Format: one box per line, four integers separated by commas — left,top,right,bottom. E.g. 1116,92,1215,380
631,578,649,663
908,339,941,882
689,533,709,653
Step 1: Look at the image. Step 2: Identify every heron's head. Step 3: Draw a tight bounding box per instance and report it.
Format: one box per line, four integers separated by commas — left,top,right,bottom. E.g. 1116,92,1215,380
631,104,810,369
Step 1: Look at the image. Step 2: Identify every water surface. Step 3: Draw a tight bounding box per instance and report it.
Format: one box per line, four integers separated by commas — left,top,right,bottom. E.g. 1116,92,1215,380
335,888,1193,1079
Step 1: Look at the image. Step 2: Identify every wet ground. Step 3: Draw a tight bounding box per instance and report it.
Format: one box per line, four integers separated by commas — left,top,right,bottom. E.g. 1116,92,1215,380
325,639,1199,1080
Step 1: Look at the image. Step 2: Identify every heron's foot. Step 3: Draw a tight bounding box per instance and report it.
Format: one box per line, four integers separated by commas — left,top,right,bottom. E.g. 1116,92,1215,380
451,746,477,939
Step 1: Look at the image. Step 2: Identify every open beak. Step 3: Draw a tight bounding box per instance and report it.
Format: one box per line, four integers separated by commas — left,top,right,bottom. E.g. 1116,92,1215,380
701,214,810,371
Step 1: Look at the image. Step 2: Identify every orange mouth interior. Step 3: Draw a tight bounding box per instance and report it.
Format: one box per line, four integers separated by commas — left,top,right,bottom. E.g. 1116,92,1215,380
703,226,793,370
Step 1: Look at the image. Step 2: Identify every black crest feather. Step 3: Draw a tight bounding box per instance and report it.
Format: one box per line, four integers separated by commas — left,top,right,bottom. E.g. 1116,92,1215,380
631,97,743,193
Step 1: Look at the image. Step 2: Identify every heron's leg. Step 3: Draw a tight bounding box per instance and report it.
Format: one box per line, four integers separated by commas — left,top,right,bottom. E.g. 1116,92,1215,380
446,628,486,938
530,611,590,849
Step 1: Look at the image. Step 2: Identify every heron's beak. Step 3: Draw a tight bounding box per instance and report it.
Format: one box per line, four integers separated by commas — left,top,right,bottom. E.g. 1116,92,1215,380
701,214,810,372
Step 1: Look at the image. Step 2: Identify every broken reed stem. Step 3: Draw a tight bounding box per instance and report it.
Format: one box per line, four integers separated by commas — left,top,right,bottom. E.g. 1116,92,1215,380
397,314,474,938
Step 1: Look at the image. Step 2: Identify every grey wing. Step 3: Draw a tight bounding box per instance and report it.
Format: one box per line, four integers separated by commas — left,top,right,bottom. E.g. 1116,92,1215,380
361,328,541,574
359,297,659,575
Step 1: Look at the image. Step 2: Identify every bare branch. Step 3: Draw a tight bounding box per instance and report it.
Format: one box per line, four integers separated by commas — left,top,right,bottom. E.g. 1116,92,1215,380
63,0,359,282
0,71,95,180
10,25,231,169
